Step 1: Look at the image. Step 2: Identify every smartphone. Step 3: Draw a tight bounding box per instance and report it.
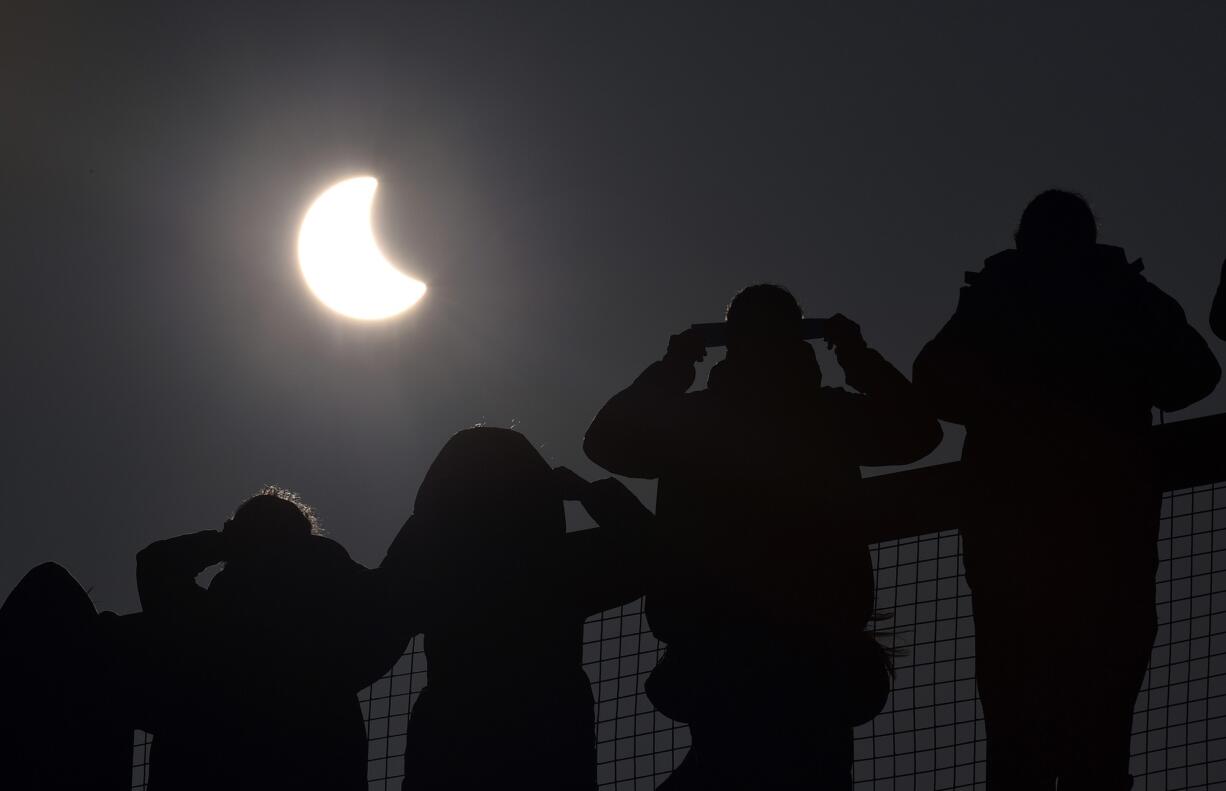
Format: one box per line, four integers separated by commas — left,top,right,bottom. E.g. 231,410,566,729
690,318,827,348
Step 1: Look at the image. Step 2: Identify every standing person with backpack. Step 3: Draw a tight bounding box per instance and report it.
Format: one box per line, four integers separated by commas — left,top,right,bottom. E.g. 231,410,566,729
585,284,941,789
913,190,1220,789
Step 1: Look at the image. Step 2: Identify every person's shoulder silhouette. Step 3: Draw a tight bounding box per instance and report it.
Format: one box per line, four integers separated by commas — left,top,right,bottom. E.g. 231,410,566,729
915,189,1219,431
585,283,940,482
138,486,389,791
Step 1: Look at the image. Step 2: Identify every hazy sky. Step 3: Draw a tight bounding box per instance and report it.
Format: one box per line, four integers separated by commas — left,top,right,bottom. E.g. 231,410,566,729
3,2,1225,612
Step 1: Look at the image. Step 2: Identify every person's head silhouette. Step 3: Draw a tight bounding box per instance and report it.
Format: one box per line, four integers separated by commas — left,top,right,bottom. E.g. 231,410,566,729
1014,189,1097,255
414,427,564,544
724,284,805,353
223,487,319,559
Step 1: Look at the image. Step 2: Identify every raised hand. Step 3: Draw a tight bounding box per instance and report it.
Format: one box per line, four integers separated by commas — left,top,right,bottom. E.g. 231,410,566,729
666,327,708,364
823,313,866,352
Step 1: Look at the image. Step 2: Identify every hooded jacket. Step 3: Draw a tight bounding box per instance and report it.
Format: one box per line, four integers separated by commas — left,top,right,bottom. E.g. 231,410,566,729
913,244,1220,592
379,427,652,791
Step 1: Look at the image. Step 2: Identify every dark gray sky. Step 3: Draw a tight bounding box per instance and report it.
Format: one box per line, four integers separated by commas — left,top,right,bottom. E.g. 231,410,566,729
3,1,1225,613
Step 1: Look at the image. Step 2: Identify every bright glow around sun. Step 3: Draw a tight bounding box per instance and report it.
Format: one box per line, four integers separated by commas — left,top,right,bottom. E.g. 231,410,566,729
297,176,427,320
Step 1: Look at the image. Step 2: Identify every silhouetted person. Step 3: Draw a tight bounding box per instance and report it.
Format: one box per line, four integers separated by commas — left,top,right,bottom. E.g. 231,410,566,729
913,190,1221,790
137,487,405,791
1211,257,1226,340
0,563,135,790
379,427,652,791
584,285,942,790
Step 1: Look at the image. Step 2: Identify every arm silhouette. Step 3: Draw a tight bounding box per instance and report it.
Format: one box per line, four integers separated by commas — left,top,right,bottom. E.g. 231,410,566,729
911,276,1006,427
911,258,1052,427
556,471,655,614
375,516,439,638
584,330,702,478
916,251,1221,423
290,538,417,692
136,530,225,621
826,315,943,465
1212,258,1226,342
1142,279,1220,411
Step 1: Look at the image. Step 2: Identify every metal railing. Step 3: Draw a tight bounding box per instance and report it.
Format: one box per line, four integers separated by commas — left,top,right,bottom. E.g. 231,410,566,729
132,415,1226,790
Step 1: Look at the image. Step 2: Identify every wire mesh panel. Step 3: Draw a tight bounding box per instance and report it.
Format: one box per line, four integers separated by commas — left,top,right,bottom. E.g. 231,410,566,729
586,598,686,789
363,634,426,789
131,482,1226,790
855,530,982,789
132,730,153,789
584,484,1226,790
1131,484,1226,789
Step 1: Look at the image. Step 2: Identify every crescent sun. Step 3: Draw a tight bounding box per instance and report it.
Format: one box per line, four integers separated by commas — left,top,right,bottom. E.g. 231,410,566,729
297,176,427,320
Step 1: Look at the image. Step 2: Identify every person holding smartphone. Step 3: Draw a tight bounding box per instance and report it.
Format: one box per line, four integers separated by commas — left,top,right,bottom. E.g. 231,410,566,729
584,283,941,790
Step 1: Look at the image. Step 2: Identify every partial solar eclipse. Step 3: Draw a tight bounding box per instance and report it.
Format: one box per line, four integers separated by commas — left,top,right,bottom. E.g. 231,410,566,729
297,176,426,320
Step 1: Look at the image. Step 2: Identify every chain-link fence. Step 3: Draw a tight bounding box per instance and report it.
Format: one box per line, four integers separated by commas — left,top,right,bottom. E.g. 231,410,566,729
130,482,1226,791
